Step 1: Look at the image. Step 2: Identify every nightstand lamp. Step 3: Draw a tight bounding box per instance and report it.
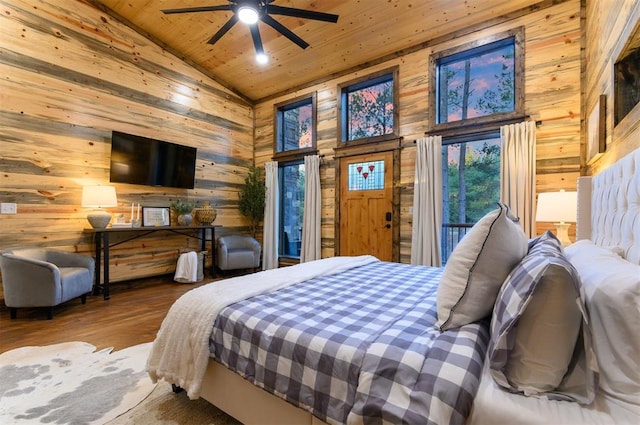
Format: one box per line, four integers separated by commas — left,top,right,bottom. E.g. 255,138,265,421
82,185,118,229
536,190,577,246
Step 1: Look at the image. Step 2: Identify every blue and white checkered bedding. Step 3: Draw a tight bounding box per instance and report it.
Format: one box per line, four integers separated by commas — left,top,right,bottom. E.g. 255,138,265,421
210,261,489,425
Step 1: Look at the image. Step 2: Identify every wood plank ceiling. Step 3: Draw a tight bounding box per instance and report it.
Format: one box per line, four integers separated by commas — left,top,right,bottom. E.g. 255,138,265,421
94,0,544,102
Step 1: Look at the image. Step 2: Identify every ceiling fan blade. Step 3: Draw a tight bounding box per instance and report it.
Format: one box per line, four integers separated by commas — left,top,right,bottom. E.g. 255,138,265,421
207,15,239,44
266,5,339,23
249,24,265,55
162,5,232,15
261,14,309,49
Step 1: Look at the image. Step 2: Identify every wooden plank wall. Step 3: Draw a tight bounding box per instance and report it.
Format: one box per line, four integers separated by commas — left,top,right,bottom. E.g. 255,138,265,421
0,0,254,296
584,0,640,174
254,0,582,263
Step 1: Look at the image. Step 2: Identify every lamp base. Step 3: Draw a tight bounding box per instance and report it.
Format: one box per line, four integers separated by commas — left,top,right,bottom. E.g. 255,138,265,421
87,209,112,229
554,222,572,246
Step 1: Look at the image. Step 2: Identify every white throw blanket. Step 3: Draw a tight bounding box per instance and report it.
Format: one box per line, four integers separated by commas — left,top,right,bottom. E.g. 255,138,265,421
174,251,198,283
147,255,379,399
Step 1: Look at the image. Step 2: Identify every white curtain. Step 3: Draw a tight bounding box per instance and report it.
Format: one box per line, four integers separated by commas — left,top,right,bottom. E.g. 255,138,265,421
500,121,536,237
262,161,279,270
300,155,321,263
411,136,443,267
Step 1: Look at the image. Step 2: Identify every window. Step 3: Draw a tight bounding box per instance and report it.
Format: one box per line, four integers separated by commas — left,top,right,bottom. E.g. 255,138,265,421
274,93,316,157
279,162,305,258
430,28,524,131
339,67,399,143
441,135,501,263
430,29,524,262
273,94,317,259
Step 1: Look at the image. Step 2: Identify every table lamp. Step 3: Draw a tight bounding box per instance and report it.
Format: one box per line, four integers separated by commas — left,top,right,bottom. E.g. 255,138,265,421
536,190,577,246
82,185,118,229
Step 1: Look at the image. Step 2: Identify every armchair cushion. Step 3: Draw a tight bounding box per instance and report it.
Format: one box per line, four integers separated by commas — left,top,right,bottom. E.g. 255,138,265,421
217,235,261,271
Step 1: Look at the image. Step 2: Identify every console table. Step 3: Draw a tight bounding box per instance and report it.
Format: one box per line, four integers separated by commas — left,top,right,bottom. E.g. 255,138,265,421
85,224,220,300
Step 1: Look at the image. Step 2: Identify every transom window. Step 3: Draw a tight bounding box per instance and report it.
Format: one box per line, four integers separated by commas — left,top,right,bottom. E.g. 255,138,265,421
437,38,515,123
339,67,399,143
430,28,524,131
274,93,316,156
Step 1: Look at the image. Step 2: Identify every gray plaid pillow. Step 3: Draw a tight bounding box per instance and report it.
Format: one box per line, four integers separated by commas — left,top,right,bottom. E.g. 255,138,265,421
488,231,597,404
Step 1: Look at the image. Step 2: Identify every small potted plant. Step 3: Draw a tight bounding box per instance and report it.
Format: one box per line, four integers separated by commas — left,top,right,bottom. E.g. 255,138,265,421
171,199,194,226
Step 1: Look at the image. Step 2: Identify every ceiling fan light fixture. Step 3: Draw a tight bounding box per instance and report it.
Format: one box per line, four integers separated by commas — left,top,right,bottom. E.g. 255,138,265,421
237,6,259,24
256,52,268,65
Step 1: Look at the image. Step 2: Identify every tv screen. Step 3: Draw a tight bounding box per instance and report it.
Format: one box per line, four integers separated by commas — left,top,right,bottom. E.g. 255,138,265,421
109,131,197,189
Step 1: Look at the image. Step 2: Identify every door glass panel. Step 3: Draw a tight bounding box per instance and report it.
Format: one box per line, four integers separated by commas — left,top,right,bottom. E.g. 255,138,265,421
347,160,384,191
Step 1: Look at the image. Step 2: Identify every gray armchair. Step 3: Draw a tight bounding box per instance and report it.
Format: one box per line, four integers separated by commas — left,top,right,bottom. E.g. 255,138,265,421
217,235,261,273
0,247,95,320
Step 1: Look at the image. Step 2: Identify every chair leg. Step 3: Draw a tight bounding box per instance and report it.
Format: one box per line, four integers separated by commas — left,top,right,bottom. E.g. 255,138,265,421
9,307,17,319
47,307,54,320
81,294,87,304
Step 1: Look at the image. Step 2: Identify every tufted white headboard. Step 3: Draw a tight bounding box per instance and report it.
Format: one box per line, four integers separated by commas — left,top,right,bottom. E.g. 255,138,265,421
576,148,640,264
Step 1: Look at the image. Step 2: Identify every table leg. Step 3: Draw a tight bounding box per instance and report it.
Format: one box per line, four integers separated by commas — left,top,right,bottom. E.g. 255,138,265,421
93,232,102,296
211,226,216,277
103,232,110,300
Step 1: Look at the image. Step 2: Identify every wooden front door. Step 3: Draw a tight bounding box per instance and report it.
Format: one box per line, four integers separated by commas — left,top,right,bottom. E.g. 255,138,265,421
339,151,395,261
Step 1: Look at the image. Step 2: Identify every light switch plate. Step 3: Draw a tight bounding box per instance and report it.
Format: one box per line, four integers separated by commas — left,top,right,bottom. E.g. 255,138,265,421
1,203,17,214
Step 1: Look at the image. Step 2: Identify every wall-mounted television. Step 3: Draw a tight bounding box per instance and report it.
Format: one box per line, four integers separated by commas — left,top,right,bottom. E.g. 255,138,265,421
109,131,197,189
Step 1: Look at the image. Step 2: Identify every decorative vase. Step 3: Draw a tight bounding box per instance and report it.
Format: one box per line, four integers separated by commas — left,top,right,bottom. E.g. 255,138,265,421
177,213,193,226
196,202,217,224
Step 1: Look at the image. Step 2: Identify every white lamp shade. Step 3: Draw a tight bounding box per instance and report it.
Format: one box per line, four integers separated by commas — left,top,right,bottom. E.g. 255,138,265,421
82,186,117,229
536,190,577,246
82,186,118,208
536,190,577,223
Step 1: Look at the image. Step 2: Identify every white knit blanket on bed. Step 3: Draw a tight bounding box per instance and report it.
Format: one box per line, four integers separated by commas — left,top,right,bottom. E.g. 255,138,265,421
146,255,379,399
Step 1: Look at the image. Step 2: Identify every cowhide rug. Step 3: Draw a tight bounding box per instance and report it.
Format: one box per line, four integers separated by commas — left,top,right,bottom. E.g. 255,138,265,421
0,342,157,425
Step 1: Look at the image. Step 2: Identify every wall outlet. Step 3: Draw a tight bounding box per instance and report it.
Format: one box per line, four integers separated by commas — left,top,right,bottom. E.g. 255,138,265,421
1,203,17,214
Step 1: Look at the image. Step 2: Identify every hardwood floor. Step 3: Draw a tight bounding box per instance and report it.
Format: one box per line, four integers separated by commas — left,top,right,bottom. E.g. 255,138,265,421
0,274,218,354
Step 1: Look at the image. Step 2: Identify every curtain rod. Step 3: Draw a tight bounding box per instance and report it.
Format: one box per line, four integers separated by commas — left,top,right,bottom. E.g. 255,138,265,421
413,118,542,143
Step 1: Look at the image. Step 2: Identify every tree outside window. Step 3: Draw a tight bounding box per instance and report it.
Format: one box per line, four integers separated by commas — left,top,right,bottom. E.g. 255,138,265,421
339,68,399,143
346,78,393,140
279,162,305,258
441,137,501,263
437,37,515,124
432,32,521,263
273,94,317,260
277,99,313,152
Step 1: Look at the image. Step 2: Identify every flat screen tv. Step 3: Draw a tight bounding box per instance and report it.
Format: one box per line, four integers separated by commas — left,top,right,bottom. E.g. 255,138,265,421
109,131,197,189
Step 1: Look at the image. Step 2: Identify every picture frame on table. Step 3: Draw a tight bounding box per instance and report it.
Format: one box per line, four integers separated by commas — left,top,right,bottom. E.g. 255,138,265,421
587,94,606,164
142,207,170,227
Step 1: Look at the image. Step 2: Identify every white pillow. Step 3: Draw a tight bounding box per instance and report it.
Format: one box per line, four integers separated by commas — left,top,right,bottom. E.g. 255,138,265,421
437,204,528,330
565,240,640,405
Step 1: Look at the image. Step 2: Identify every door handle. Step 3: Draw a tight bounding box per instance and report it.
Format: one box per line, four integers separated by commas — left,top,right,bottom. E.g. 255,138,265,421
384,224,391,229
385,212,392,222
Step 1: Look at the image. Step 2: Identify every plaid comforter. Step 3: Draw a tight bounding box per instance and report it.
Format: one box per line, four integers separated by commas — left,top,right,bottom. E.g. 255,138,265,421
210,261,489,425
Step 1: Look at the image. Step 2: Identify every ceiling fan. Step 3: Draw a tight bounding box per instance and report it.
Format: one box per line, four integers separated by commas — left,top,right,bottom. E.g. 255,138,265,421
162,1,339,63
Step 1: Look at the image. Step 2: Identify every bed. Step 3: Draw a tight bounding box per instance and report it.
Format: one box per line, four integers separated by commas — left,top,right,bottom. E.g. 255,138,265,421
147,147,640,425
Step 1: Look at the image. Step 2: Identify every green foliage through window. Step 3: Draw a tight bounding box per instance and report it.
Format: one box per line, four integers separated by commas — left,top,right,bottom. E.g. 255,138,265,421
279,162,305,258
442,138,500,224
